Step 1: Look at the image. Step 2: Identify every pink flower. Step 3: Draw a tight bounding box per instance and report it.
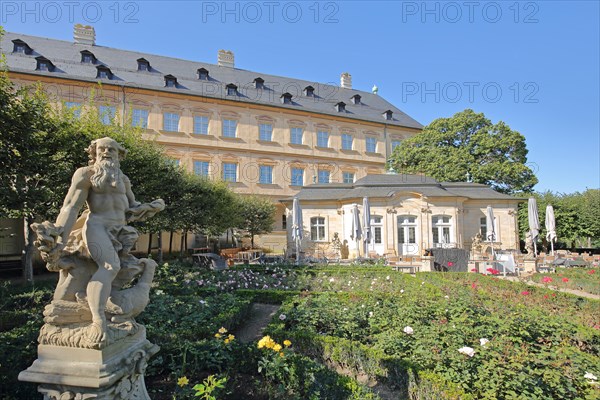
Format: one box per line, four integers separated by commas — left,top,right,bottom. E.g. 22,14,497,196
471,282,477,289
562,277,569,283
588,270,596,274
448,262,454,267
543,295,549,299
521,291,530,296
470,268,478,272
542,276,553,283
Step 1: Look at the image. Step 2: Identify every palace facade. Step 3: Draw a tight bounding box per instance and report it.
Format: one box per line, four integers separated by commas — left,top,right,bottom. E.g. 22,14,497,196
1,25,422,254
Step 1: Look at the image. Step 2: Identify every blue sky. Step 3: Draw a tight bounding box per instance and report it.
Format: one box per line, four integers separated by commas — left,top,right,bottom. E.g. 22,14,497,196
2,0,598,193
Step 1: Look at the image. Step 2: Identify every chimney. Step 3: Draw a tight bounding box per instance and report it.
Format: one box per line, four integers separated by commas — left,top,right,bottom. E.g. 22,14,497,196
340,72,352,89
74,24,96,46
218,50,235,68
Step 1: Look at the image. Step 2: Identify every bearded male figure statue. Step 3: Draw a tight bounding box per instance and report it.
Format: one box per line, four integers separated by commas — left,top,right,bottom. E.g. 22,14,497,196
19,137,165,400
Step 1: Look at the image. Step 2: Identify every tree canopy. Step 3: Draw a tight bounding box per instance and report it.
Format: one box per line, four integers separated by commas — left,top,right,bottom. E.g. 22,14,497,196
235,195,276,249
388,109,538,194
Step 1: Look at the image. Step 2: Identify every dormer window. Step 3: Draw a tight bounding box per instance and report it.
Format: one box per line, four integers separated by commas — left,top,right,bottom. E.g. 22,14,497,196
304,85,315,97
80,50,96,64
12,39,32,54
165,74,178,88
197,68,209,80
96,66,113,80
281,93,293,104
254,77,265,89
226,83,238,96
335,102,346,112
35,56,54,72
351,94,361,105
383,110,393,120
137,58,151,71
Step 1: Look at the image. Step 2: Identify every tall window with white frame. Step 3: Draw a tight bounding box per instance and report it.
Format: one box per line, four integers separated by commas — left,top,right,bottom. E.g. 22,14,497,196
194,116,209,135
372,216,383,245
310,217,326,241
222,162,237,182
432,215,452,247
342,171,355,184
317,130,329,148
194,160,209,177
163,112,180,132
99,106,116,125
259,165,273,184
366,136,377,153
341,133,353,150
317,169,330,184
131,108,149,129
480,217,498,242
65,102,81,119
290,127,303,145
291,168,304,186
259,123,273,141
222,119,237,138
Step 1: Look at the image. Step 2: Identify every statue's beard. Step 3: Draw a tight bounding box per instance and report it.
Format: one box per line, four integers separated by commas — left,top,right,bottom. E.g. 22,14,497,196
91,159,120,189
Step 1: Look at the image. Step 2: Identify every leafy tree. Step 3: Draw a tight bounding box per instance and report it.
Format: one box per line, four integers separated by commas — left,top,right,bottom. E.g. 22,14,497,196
388,109,538,194
235,195,276,249
0,75,93,281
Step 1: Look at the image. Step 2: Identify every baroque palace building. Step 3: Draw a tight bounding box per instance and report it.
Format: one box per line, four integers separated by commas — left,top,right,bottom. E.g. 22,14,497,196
1,25,424,254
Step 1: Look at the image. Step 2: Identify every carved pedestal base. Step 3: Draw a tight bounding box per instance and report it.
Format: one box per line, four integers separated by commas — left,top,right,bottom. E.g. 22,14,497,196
523,258,537,276
19,328,158,400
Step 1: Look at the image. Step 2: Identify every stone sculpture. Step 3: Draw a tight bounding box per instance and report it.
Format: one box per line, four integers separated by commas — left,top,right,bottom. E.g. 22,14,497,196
19,137,165,399
470,232,483,256
525,231,535,258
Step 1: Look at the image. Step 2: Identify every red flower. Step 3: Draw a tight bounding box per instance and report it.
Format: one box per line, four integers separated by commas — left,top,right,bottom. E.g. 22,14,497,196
470,268,478,272
471,282,477,289
542,276,553,283
543,295,549,299
521,291,530,295
589,270,596,274
551,293,556,297
448,261,454,267
562,277,569,283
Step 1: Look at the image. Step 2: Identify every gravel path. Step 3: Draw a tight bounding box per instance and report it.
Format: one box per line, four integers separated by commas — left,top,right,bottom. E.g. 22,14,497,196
234,303,280,343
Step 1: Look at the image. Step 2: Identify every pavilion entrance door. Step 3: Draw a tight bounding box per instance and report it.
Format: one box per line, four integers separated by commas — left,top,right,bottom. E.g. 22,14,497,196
397,215,418,256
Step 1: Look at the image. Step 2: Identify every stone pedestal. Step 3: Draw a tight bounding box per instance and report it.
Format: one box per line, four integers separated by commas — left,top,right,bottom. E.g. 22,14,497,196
421,256,434,272
19,328,158,400
523,258,537,275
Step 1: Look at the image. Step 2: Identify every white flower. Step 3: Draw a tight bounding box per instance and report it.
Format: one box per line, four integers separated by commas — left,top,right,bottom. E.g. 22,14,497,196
444,295,449,299
458,346,475,357
329,277,335,282
279,314,287,321
155,289,164,295
199,300,207,305
584,372,598,381
480,338,489,347
400,289,405,294
369,311,374,317
403,326,414,335
386,275,390,280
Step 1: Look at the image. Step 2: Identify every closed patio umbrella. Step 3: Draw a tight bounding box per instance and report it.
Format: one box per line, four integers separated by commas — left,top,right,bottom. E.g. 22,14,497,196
545,204,557,255
291,197,303,265
362,197,372,256
486,205,496,260
351,204,362,258
528,198,540,256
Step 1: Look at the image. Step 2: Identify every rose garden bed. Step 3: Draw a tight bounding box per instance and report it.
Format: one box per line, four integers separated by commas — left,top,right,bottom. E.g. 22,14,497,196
1,263,598,399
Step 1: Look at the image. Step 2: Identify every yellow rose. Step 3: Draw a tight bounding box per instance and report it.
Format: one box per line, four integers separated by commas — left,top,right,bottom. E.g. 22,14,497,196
224,338,230,344
215,333,221,338
228,334,235,341
218,327,228,334
283,340,292,347
177,376,189,387
279,352,285,357
273,344,282,352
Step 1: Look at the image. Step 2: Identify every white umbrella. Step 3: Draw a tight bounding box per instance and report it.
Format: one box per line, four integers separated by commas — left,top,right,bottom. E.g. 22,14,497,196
350,204,362,258
545,204,557,255
362,197,372,256
291,197,303,265
486,205,496,260
528,198,540,256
